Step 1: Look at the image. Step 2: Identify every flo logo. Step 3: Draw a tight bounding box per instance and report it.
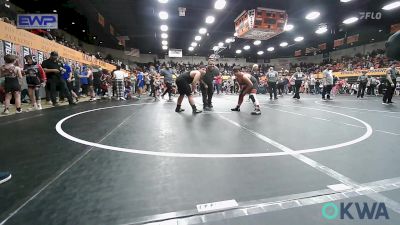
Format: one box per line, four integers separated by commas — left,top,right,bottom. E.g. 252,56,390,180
322,202,389,220
359,12,382,20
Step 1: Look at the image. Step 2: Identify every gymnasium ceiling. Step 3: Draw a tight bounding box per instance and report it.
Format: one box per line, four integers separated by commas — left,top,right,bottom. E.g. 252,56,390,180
9,0,400,60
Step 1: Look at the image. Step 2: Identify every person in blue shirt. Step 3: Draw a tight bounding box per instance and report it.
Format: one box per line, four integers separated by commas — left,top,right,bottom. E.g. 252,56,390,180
61,61,79,102
136,69,144,99
80,66,89,96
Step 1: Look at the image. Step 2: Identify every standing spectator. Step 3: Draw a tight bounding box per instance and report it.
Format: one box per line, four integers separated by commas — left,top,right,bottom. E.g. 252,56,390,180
93,68,102,97
310,75,316,94
291,67,304,100
315,79,321,94
136,69,145,99
383,63,399,104
1,54,23,114
160,65,173,101
112,65,127,100
369,76,378,96
23,55,46,110
79,66,89,96
41,52,75,106
215,73,222,95
357,71,368,99
61,61,79,103
266,67,278,100
322,65,334,101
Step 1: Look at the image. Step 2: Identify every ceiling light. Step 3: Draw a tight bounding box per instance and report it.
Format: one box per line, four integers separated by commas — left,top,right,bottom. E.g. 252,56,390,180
162,40,168,45
218,42,224,47
382,1,400,10
257,51,264,55
234,32,238,37
188,47,194,51
236,49,242,54
243,45,250,50
343,16,358,24
305,11,320,20
53,10,57,13
71,22,75,25
205,16,215,24
213,46,219,51
340,0,353,2
267,47,275,52
161,33,168,39
159,11,168,20
199,28,207,34
195,36,202,41
160,25,168,31
284,24,294,31
158,0,168,3
294,36,304,42
225,38,232,43
253,40,261,45
280,42,288,47
191,42,198,47
162,46,168,50
82,30,86,32
214,0,226,10
315,26,328,34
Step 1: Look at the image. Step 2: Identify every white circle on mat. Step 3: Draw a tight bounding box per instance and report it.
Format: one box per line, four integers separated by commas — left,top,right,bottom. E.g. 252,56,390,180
56,103,373,158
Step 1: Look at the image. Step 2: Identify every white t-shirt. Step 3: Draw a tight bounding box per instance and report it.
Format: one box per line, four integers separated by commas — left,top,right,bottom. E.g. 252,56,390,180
323,70,333,85
113,70,127,80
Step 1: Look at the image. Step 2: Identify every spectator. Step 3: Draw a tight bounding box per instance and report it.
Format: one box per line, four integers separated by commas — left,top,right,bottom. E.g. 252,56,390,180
1,54,23,114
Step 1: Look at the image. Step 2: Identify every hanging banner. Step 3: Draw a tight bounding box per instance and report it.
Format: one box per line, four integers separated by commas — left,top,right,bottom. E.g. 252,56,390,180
390,23,400,33
347,34,359,44
0,40,4,65
169,49,183,58
110,25,115,36
294,50,302,57
334,38,345,48
318,43,327,50
124,48,140,57
98,13,105,27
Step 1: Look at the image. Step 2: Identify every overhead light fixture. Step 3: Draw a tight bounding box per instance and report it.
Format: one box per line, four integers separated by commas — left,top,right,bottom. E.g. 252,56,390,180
280,42,288,47
99,41,103,44
199,28,207,34
284,24,294,31
162,46,168,50
234,32,238,37
253,40,261,45
225,38,232,43
160,25,168,31
158,0,168,3
343,16,358,24
162,40,168,45
243,45,250,50
71,22,75,25
257,51,264,55
340,0,353,2
214,0,226,10
161,33,168,39
218,42,224,47
159,11,169,20
305,11,320,20
195,36,202,41
382,1,400,10
236,49,242,54
205,16,215,24
53,10,57,13
188,47,194,51
267,47,275,52
82,29,86,32
315,25,328,34
294,36,304,42
213,46,219,51
191,42,198,47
